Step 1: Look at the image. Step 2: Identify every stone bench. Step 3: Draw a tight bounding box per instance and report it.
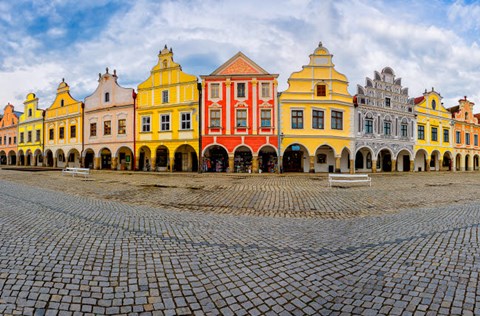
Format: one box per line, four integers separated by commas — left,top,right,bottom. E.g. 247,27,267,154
328,174,371,187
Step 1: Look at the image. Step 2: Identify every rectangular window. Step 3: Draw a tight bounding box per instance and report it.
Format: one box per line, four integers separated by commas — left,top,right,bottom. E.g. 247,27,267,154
466,133,470,145
118,119,126,134
141,116,150,132
237,83,246,98
59,127,64,139
210,110,221,127
291,110,303,129
443,129,449,143
385,97,391,107
418,125,425,140
36,130,40,142
70,125,76,138
181,113,191,130
456,131,461,144
365,119,373,134
0,137,2,145
27,131,32,142
13,137,16,144
261,83,270,98
331,111,343,130
312,110,324,129
162,90,169,103
160,115,170,131
384,121,391,135
210,83,220,99
475,134,478,146
261,109,272,127
431,127,438,142
236,109,247,127
401,123,408,137
20,132,24,143
104,121,111,135
49,129,54,140
90,123,97,137
316,84,326,97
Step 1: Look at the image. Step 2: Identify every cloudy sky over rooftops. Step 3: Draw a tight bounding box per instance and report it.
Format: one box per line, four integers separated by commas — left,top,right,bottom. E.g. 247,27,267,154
1,0,480,113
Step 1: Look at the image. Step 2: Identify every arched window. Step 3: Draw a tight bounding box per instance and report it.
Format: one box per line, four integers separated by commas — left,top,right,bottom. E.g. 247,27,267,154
60,99,64,107
28,109,32,117
105,92,110,102
465,112,469,120
432,99,436,110
163,60,167,68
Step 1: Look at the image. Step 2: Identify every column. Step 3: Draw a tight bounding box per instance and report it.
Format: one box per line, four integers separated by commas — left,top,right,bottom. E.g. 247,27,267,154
309,155,315,173
94,157,100,170
410,160,414,172
225,79,231,135
391,159,396,172
112,157,118,170
169,156,174,172
460,156,465,171
228,156,234,173
54,157,58,168
252,156,259,173
277,156,282,174
372,160,377,173
135,156,140,171
438,159,443,171
151,156,156,171
469,155,474,171
426,159,431,172
335,157,341,173
349,159,354,174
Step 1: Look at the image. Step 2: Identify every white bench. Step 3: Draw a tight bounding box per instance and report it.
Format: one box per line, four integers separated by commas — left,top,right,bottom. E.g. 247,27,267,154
328,174,371,187
62,167,90,178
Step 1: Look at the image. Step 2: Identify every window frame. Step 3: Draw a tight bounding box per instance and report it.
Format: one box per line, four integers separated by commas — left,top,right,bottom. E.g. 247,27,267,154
418,125,425,140
141,116,151,133
90,123,97,137
260,109,272,128
443,129,449,143
209,109,221,128
236,82,247,99
312,109,324,129
261,82,271,99
70,125,76,138
160,114,171,131
331,110,343,130
316,84,326,97
104,120,112,136
236,109,247,128
59,126,65,140
210,83,220,99
118,119,126,135
162,90,169,104
456,130,461,144
291,109,304,129
180,112,191,130
431,127,438,142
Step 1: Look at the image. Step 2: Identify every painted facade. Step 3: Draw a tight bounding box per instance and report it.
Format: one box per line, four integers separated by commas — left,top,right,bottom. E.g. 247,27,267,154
0,103,21,165
354,67,415,172
84,69,135,170
18,93,44,166
200,52,278,173
44,80,83,168
413,89,454,172
136,46,199,172
279,42,353,173
448,97,480,171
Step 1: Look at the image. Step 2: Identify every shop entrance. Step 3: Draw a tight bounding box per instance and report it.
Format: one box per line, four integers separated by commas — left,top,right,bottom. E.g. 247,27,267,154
204,145,228,172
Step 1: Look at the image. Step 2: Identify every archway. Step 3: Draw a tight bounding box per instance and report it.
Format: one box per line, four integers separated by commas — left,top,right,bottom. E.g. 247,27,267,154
355,147,373,172
116,146,134,171
455,154,462,171
430,150,440,171
84,149,95,169
8,150,16,165
155,146,169,171
234,146,253,173
258,145,277,173
56,149,66,168
340,148,351,173
174,144,198,172
283,143,308,173
378,149,393,172
67,149,81,168
0,150,6,165
442,152,453,171
34,149,43,166
414,150,428,172
100,148,112,170
203,145,228,172
465,154,471,171
397,149,411,172
138,146,151,171
475,155,480,171
25,150,32,166
314,145,335,173
45,150,54,167
18,150,25,166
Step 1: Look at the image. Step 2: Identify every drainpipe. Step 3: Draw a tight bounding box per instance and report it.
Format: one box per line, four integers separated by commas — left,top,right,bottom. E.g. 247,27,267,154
81,102,84,168
197,82,202,173
277,94,282,173
132,90,137,171
42,110,45,166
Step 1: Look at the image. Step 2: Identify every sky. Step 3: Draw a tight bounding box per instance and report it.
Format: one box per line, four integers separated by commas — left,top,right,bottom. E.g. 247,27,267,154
1,0,480,114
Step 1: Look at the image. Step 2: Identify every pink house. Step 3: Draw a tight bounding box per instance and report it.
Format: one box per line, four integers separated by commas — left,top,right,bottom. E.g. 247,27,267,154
0,103,21,165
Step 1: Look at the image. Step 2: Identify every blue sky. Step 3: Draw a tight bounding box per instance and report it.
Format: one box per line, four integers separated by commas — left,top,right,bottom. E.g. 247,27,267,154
1,0,480,113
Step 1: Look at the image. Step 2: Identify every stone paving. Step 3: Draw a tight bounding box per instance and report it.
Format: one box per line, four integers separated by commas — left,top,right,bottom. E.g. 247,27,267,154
1,170,480,315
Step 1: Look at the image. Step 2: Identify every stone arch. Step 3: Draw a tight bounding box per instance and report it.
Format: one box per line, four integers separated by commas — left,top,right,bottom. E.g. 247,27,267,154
116,146,134,171
257,145,277,173
283,143,309,173
429,150,441,171
34,149,43,166
44,149,54,167
17,149,25,166
8,150,16,165
66,148,81,168
233,145,253,173
455,153,462,171
339,147,351,173
442,151,453,171
355,146,374,172
83,148,95,169
414,149,428,172
25,149,33,166
465,154,471,171
154,145,169,172
203,144,228,172
138,146,151,171
0,150,6,165
99,147,112,170
174,144,198,172
377,147,394,172
55,149,66,168
474,154,480,171
396,149,412,172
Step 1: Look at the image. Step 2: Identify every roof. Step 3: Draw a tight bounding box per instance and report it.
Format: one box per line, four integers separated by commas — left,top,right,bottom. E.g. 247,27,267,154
413,96,425,105
205,51,277,77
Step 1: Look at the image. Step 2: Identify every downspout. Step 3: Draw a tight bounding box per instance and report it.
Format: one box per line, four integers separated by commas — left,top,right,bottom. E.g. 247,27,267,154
132,90,137,171
197,82,202,173
277,93,282,173
42,110,45,166
81,102,84,168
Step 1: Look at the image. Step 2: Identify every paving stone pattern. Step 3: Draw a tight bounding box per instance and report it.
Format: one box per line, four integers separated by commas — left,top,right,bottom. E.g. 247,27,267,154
1,174,480,315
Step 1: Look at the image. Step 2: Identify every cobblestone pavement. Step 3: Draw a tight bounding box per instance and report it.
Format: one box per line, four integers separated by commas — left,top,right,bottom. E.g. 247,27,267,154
1,173,480,315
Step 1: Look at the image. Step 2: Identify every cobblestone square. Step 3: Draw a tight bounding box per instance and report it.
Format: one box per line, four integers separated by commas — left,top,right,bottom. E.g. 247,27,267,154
1,169,480,315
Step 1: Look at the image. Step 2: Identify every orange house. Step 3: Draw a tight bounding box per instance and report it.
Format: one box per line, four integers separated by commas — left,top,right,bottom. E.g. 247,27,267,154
0,103,21,165
200,52,279,173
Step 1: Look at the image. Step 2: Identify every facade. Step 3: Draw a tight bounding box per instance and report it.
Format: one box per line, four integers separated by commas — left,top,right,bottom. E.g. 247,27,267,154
413,89,453,171
84,69,135,170
0,103,21,165
44,80,83,168
200,52,278,173
279,42,353,173
354,67,415,172
17,93,44,166
448,97,480,171
136,46,199,172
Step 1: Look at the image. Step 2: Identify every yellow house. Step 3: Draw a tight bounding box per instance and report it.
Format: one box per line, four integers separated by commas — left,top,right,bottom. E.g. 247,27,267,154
279,42,354,173
44,79,83,168
413,88,453,171
136,46,199,171
18,93,44,166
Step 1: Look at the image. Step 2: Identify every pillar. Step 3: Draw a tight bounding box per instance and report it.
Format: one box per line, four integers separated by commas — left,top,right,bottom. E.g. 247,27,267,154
426,159,431,172
112,157,118,170
438,159,443,171
309,155,315,173
54,157,58,168
391,159,396,172
252,156,259,173
372,160,377,173
24,156,28,166
94,157,100,170
410,160,414,172
349,159,354,174
228,156,234,173
335,157,341,173
169,156,174,172
81,157,85,169
277,156,282,174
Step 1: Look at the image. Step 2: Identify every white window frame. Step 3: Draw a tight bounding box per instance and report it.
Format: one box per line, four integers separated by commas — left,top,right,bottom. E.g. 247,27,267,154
260,82,271,99
236,108,248,128
180,112,191,130
162,90,169,104
260,109,272,128
160,114,171,131
210,83,221,100
141,116,151,133
311,108,325,130
235,81,248,100
209,109,221,128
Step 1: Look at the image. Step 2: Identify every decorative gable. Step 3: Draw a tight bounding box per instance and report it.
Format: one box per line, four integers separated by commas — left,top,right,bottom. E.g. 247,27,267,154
212,52,269,76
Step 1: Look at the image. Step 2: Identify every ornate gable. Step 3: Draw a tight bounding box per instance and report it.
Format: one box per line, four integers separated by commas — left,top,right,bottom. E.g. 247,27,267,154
211,52,269,76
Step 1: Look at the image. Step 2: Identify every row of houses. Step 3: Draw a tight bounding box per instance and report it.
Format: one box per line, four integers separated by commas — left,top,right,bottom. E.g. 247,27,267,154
0,43,478,173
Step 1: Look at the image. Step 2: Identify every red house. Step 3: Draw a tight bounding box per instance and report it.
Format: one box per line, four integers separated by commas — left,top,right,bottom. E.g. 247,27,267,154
200,52,279,173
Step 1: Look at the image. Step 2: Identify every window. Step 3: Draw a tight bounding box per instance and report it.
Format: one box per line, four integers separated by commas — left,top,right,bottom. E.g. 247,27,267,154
210,83,220,99
432,99,436,110
49,129,54,140
291,110,303,129
118,119,126,134
105,92,110,102
236,109,247,127
331,111,343,130
104,121,111,135
456,131,461,144
443,129,449,143
160,115,170,131
60,99,64,107
13,136,16,144
0,137,2,145
431,127,438,141
141,116,151,132
365,119,374,133
418,125,425,140
210,110,221,127
162,90,169,103
261,109,272,127
384,121,391,135
316,84,326,97
401,123,408,137
385,98,391,107
465,112,469,120
261,83,270,98
237,83,246,98
36,130,40,142
181,113,191,130
20,132,24,143
70,125,76,138
475,134,479,146
466,133,470,145
90,123,97,137
312,110,324,129
28,109,32,117
27,131,32,142
59,127,64,139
